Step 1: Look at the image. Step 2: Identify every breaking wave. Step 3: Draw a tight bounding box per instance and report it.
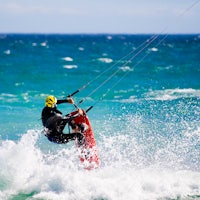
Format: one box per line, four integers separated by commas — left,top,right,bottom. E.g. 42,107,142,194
0,117,199,200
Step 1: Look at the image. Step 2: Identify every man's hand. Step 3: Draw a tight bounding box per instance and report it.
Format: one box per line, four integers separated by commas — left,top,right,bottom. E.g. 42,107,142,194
67,97,74,104
78,108,83,115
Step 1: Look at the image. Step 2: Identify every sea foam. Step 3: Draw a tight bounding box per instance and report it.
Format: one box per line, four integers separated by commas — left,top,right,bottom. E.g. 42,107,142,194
0,127,199,200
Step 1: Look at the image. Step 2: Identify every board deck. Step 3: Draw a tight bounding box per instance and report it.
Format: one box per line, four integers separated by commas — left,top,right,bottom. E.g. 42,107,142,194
70,109,100,169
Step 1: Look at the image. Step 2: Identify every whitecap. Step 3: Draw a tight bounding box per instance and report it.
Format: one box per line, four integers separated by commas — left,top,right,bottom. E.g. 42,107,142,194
150,47,158,52
4,50,11,55
15,82,24,86
102,53,108,56
22,92,29,102
63,65,78,69
0,93,15,98
40,42,47,47
167,43,174,48
78,47,84,51
32,43,37,46
114,95,122,99
144,88,200,100
119,66,133,72
62,57,73,62
0,93,18,102
98,58,113,63
106,35,112,40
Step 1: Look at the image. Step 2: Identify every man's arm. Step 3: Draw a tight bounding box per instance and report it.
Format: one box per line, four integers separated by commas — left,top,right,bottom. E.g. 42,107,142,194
57,97,74,105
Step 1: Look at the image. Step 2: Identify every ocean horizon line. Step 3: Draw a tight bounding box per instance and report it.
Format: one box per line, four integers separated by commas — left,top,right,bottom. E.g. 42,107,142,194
0,32,199,36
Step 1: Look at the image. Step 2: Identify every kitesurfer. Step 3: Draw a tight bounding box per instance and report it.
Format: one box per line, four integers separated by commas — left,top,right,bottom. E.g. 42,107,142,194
41,95,84,144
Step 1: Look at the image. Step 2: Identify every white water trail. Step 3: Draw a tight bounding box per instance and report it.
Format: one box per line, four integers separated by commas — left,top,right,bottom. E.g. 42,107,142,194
0,127,200,200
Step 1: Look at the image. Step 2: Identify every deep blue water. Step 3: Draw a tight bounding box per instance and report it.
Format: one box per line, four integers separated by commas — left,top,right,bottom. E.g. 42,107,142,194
0,34,200,200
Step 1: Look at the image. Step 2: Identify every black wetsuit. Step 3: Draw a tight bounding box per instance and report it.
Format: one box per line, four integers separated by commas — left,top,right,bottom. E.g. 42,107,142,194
41,100,83,144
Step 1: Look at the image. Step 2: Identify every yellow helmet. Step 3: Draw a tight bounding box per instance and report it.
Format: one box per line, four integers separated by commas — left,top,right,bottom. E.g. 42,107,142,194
45,95,57,108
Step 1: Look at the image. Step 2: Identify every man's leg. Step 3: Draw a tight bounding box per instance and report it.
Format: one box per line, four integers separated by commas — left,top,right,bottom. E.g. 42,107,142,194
48,132,84,144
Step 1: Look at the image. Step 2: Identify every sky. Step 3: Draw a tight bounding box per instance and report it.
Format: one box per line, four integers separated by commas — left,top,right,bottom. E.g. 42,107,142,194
0,0,200,34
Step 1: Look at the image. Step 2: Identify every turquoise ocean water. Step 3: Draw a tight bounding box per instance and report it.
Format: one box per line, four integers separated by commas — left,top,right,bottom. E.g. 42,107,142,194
0,34,200,200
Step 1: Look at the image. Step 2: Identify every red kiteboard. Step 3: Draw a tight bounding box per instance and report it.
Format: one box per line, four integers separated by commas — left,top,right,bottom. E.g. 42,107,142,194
70,109,100,170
